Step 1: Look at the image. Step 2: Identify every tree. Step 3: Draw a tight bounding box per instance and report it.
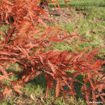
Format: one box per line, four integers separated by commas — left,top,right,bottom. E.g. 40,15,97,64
0,0,105,104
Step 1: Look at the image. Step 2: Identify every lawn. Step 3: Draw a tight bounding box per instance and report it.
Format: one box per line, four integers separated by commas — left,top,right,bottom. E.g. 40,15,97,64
0,0,105,105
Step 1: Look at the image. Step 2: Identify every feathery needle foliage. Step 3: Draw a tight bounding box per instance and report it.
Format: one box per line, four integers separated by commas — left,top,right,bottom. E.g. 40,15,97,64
0,0,105,104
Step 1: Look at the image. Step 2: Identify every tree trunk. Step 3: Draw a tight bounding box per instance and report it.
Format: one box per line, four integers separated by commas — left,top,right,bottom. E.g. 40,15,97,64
40,0,48,9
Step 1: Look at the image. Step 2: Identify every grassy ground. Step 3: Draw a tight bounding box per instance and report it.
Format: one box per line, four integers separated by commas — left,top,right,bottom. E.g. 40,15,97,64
50,0,105,59
1,0,105,105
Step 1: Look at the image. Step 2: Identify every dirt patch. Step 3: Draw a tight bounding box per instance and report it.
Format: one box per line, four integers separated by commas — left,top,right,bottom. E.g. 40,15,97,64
3,92,45,105
3,91,49,105
49,8,84,24
14,94,34,105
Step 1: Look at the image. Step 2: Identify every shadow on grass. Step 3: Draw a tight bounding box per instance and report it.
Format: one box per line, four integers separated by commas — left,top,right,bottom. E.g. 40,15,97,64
26,73,47,89
26,73,85,100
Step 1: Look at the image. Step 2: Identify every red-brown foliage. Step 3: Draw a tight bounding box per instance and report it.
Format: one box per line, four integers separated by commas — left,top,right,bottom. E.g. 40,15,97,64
0,0,105,104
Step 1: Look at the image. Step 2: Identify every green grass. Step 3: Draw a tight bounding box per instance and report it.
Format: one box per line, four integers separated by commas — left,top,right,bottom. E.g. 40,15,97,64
50,0,105,8
0,0,105,104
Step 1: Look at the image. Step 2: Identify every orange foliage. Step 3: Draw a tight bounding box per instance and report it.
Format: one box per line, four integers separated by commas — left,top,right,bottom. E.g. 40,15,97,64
0,0,105,104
